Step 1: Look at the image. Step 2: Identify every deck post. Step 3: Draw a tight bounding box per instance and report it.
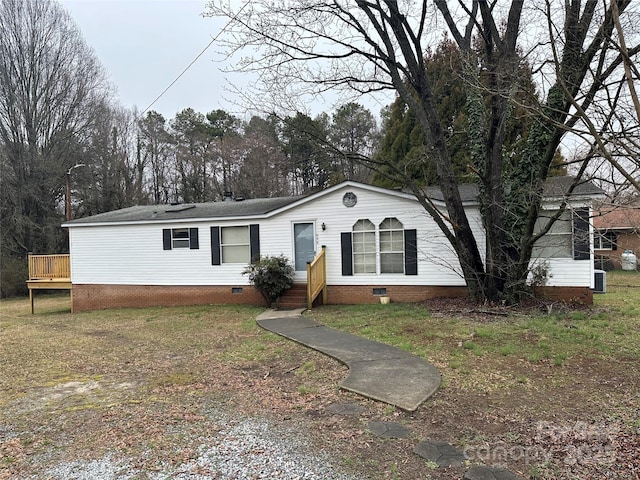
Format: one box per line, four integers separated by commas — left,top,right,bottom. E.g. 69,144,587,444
322,245,328,304
306,246,327,310
306,261,312,310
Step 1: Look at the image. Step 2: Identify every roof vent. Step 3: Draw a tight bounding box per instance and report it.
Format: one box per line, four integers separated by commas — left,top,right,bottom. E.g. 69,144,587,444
165,204,196,213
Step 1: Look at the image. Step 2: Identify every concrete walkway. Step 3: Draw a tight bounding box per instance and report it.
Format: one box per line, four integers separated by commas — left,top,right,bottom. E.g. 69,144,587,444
256,309,441,411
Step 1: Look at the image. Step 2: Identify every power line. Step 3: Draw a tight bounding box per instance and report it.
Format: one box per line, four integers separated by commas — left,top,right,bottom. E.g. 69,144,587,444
137,2,249,121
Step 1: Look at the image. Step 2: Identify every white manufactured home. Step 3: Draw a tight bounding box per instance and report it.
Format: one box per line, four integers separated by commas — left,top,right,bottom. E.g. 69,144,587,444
61,178,603,312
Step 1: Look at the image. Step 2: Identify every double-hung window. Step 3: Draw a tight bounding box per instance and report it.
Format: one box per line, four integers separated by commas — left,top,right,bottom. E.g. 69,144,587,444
163,227,199,250
221,226,250,263
532,208,598,260
533,208,592,261
353,219,376,273
379,218,404,273
211,224,260,266
171,228,190,248
594,231,616,250
532,211,573,259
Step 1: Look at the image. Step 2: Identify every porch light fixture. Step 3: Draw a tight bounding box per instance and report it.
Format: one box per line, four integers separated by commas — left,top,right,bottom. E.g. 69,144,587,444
321,222,326,231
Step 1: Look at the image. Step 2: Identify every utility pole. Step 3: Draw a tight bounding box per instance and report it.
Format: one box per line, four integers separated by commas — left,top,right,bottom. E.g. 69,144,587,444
65,163,85,221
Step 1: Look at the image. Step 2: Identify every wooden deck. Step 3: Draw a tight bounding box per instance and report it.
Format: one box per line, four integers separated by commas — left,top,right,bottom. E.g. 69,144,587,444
27,254,72,313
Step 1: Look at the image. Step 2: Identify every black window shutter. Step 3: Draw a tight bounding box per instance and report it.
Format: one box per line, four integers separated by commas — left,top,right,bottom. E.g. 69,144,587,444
611,232,618,251
573,208,590,260
189,228,199,249
404,229,418,275
341,232,353,276
163,229,172,250
211,226,221,265
250,224,260,263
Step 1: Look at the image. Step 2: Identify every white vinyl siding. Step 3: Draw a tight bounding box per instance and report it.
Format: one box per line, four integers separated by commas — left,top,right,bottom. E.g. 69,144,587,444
68,183,595,289
69,186,468,287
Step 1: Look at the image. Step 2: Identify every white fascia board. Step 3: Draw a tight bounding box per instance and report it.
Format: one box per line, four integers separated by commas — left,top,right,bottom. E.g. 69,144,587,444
541,198,602,210
282,180,417,205
62,213,275,228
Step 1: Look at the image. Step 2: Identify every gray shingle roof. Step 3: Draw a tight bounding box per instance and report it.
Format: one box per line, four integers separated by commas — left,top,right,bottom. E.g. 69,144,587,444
423,183,480,202
423,176,604,202
66,177,603,226
542,176,605,197
66,196,305,225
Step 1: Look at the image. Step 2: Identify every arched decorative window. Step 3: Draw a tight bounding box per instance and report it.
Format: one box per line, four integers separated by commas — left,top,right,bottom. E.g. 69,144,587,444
379,217,404,273
340,217,417,276
353,219,376,273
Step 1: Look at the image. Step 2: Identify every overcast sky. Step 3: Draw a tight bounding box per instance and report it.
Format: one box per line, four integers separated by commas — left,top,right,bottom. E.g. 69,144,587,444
60,0,392,123
60,0,257,121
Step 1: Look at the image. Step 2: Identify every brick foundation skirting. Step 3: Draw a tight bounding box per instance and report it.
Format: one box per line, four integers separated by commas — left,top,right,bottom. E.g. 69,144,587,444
327,285,593,305
72,283,593,312
326,285,469,304
72,284,267,312
535,286,593,304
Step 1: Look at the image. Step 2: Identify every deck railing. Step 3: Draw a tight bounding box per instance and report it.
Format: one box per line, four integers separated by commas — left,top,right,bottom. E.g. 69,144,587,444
306,246,327,309
28,254,71,280
27,254,72,314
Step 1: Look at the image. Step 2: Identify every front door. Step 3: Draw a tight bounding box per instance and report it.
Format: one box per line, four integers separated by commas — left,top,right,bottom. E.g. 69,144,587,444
293,222,315,277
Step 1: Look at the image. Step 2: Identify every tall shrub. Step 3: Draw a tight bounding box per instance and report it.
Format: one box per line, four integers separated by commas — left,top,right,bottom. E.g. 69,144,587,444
243,255,294,306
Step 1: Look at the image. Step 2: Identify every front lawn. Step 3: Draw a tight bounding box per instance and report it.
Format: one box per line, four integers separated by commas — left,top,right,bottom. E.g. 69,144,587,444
1,273,639,479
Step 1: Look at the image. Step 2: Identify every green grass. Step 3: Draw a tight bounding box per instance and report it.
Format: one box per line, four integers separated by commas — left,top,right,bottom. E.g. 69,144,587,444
499,344,517,356
5,274,640,396
0,295,269,402
307,271,640,394
312,300,637,365
2,276,639,480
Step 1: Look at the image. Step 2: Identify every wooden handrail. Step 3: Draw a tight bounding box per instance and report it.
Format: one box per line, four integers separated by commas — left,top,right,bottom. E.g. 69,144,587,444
306,246,327,309
28,254,70,280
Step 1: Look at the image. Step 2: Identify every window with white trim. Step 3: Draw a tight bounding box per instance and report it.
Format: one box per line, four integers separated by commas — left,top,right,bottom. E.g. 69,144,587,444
163,228,199,250
532,211,572,259
171,228,189,248
171,228,191,248
379,217,405,273
353,219,376,273
342,220,416,276
594,231,616,250
221,226,250,263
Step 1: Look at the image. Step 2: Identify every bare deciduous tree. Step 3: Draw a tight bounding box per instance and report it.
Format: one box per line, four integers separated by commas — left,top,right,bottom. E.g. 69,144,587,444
206,0,639,303
0,0,111,294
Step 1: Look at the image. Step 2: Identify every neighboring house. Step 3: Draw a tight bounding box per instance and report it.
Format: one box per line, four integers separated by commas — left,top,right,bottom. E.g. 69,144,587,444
593,204,640,270
62,178,603,312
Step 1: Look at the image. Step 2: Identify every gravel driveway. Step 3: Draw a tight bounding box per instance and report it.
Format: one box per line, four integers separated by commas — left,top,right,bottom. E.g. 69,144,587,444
37,414,358,480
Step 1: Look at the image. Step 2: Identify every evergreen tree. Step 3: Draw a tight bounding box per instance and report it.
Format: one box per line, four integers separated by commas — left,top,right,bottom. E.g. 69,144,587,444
374,38,536,188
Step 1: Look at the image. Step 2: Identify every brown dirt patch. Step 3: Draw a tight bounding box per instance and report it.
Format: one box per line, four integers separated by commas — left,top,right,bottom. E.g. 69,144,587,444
1,298,639,479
